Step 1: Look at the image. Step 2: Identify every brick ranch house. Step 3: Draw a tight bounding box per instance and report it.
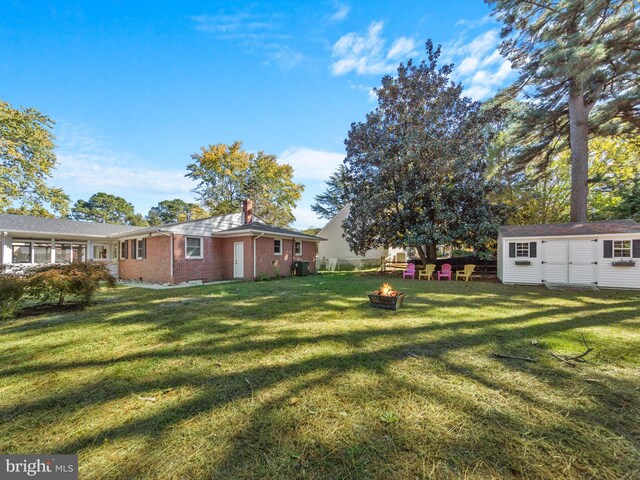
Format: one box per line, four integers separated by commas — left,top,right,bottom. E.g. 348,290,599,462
0,201,324,283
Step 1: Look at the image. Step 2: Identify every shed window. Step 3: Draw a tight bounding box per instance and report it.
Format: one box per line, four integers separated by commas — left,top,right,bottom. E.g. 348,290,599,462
274,239,282,255
515,242,529,257
613,240,631,258
294,240,302,255
186,237,203,258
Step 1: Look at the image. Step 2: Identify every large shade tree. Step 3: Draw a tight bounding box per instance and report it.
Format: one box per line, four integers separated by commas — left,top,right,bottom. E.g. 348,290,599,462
71,192,148,226
342,41,506,263
488,0,640,222
187,141,303,227
0,99,69,216
146,199,208,226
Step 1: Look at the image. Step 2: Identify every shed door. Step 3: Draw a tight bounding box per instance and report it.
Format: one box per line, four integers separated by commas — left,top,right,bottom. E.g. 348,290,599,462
568,240,597,285
542,241,568,284
233,242,244,279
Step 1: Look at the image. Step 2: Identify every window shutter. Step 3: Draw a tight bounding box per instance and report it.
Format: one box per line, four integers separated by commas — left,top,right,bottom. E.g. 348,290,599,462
633,239,640,258
529,242,537,258
508,242,515,258
603,240,612,258
123,241,128,259
131,240,136,259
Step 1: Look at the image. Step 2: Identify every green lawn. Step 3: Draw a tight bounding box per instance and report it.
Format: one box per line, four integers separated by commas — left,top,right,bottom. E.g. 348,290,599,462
1,273,639,479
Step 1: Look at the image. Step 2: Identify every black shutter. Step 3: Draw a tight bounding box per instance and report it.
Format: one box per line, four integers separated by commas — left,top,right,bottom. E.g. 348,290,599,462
603,240,613,258
633,239,640,258
508,242,516,258
529,242,537,258
122,241,128,259
131,240,136,259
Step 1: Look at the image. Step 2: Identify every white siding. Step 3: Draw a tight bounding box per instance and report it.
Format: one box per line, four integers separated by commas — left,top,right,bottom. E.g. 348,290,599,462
1,234,12,264
501,233,640,289
502,239,542,285
318,206,386,261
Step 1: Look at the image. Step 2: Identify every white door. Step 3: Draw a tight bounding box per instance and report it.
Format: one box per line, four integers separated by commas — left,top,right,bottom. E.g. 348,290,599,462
542,241,568,284
568,240,597,285
233,242,244,278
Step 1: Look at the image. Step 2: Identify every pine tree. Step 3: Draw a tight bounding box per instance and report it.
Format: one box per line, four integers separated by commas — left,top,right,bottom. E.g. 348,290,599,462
488,0,640,221
311,165,348,220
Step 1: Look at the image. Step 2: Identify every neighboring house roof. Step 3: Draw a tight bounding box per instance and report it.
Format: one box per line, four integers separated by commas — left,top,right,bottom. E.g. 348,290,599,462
0,213,144,237
499,220,640,238
217,222,326,241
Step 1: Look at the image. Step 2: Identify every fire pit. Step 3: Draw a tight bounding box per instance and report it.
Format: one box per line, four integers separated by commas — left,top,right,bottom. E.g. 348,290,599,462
368,283,405,310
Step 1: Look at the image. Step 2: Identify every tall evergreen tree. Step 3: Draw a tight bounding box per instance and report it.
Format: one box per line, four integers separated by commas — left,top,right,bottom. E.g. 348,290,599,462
311,165,348,220
342,41,506,263
487,0,640,222
146,199,207,226
71,192,148,226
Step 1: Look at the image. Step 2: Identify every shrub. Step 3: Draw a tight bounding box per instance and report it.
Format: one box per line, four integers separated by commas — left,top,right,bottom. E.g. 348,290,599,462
0,276,25,319
255,272,271,282
24,261,117,306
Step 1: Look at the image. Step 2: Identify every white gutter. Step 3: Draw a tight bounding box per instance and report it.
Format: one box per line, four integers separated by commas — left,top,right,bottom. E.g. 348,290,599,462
253,232,265,278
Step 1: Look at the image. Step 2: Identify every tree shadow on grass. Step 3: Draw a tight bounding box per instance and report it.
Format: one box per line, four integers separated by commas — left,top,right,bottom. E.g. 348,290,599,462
0,275,639,479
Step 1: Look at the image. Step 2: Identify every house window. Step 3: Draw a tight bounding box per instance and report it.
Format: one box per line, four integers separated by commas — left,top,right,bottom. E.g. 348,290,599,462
121,241,128,259
274,239,282,255
55,243,72,263
92,244,108,260
186,237,203,258
613,240,631,258
136,238,146,259
33,242,52,264
12,242,31,263
295,240,302,255
515,242,529,257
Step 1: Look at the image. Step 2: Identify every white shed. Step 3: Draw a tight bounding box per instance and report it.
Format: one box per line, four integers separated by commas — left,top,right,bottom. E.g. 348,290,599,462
497,220,640,289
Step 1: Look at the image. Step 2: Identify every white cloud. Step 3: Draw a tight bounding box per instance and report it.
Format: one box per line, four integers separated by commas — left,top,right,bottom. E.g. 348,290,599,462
292,205,325,229
349,83,377,102
387,37,417,60
53,124,196,203
330,21,417,76
329,3,350,22
279,147,344,181
444,28,515,101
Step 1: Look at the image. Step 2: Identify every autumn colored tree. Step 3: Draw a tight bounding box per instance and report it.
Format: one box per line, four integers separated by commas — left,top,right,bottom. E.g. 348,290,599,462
186,141,303,227
71,192,148,226
146,199,208,226
0,99,69,216
487,0,640,222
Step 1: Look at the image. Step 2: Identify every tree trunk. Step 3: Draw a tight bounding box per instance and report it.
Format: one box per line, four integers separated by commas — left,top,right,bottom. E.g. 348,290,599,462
568,81,589,223
416,243,437,263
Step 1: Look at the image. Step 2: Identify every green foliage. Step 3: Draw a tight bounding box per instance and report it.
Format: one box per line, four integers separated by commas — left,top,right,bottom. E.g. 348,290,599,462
146,199,208,226
0,99,70,216
487,0,640,220
186,141,304,227
71,192,149,226
255,272,272,282
311,165,348,220
301,227,321,235
0,276,24,319
342,41,507,262
23,261,117,306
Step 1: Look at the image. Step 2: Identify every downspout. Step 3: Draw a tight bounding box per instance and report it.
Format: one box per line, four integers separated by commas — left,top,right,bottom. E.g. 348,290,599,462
253,232,265,279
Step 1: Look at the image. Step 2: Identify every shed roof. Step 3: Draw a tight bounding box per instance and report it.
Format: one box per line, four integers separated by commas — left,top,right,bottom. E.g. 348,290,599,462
499,219,640,238
0,213,144,237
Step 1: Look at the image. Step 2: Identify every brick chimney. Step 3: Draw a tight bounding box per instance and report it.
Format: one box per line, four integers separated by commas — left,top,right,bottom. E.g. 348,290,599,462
242,199,253,224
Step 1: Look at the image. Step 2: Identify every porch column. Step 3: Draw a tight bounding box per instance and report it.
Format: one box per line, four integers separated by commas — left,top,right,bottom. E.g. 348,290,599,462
50,238,56,263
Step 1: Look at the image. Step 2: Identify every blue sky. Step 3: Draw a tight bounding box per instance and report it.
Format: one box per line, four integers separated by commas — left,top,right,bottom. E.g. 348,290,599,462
0,1,515,229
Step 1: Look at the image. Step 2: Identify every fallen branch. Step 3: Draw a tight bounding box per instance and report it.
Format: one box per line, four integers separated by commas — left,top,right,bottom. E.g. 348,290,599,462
551,334,593,365
492,353,537,363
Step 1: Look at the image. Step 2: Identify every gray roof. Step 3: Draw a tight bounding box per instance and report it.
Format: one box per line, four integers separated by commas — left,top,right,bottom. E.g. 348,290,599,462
499,219,640,238
0,213,144,237
220,222,326,241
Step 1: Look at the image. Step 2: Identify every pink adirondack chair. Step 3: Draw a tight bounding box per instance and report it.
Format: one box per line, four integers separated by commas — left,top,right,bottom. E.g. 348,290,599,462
437,263,452,281
402,263,416,279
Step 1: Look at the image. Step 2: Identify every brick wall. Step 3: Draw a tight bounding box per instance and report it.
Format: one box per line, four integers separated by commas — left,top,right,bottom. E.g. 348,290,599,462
255,237,318,277
119,236,172,283
172,235,223,283
220,236,254,280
